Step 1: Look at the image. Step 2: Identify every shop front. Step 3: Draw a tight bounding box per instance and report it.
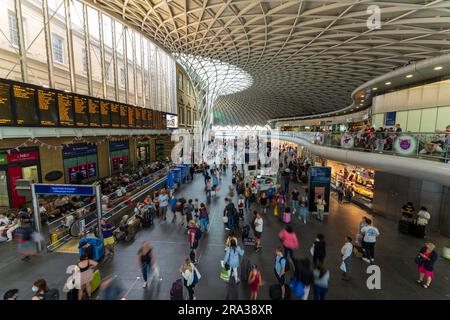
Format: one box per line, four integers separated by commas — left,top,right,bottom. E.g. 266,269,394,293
326,160,375,209
62,143,99,184
0,148,41,208
109,140,130,174
136,140,151,164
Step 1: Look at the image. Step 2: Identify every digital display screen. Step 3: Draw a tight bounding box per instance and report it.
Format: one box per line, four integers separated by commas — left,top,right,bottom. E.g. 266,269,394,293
128,106,135,128
141,109,148,128
0,81,13,125
110,103,120,128
120,104,128,128
147,108,153,128
58,92,75,126
78,164,88,179
74,95,89,127
13,84,38,126
88,162,97,177
37,89,58,126
88,98,100,127
166,115,178,128
135,107,142,128
100,101,111,127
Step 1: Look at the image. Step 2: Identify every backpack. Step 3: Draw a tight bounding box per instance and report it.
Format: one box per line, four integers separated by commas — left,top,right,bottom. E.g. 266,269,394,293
281,256,290,272
194,228,202,241
43,288,60,300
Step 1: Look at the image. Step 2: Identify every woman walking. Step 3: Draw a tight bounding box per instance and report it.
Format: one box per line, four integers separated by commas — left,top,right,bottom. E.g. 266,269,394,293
278,225,299,261
77,253,98,300
180,258,201,300
224,239,244,283
313,263,330,300
416,242,438,289
136,241,155,288
248,265,262,300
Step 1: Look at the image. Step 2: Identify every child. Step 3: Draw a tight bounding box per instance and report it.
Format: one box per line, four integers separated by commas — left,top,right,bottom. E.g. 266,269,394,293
237,196,244,221
300,201,308,224
248,265,262,300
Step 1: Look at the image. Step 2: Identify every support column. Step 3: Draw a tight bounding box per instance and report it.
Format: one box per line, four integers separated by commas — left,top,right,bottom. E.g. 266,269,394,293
111,21,119,101
83,3,93,96
123,26,129,104
140,35,146,108
64,0,76,92
14,0,28,83
131,31,138,106
95,185,103,240
42,0,54,87
31,185,43,252
98,12,107,99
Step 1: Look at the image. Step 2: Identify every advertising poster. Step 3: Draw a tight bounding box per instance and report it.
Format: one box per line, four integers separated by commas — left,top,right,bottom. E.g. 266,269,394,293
308,166,331,213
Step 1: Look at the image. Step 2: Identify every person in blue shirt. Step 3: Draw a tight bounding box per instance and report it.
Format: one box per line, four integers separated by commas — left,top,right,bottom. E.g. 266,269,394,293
274,247,287,299
224,239,244,284
169,195,178,223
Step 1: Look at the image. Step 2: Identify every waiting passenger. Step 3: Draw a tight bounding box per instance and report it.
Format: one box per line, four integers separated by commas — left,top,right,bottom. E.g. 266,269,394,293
416,242,438,289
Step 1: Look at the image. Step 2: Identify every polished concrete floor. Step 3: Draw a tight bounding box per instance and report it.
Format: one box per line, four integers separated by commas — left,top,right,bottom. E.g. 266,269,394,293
1,170,450,300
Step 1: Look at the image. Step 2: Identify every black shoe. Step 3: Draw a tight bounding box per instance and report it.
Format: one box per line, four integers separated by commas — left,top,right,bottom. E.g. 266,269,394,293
21,256,30,261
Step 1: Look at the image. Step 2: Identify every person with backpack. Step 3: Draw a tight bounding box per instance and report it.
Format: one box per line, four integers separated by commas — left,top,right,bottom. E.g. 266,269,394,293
179,257,201,300
224,239,244,284
360,219,380,263
248,265,262,300
224,198,237,231
198,203,209,233
313,262,330,300
188,220,201,264
77,253,98,299
137,241,156,288
274,247,287,299
279,225,299,261
295,258,314,300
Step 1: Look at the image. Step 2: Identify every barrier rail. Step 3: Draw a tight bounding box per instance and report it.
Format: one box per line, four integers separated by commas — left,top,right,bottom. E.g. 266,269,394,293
46,167,169,251
279,131,450,163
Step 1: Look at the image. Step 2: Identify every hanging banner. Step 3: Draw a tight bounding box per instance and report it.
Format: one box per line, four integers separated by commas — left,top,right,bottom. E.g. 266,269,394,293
393,134,417,156
340,134,354,149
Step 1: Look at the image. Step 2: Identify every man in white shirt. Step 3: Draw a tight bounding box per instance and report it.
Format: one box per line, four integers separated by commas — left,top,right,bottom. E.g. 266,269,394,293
254,212,263,252
158,190,169,221
341,236,353,281
360,219,380,263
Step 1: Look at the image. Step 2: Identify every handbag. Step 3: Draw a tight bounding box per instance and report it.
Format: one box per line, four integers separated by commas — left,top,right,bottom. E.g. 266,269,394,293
223,216,228,224
340,261,346,272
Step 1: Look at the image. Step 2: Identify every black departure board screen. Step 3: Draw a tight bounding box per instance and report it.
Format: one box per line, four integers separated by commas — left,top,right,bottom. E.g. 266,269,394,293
162,113,167,129
128,106,135,128
154,111,160,129
100,101,111,128
0,81,13,125
74,95,89,127
110,103,120,128
119,104,128,128
135,107,142,128
141,109,148,129
58,92,75,127
13,84,38,126
88,98,100,127
147,108,153,129
37,89,58,126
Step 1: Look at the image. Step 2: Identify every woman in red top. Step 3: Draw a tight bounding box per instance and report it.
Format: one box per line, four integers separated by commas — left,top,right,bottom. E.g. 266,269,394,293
248,265,261,300
417,242,438,289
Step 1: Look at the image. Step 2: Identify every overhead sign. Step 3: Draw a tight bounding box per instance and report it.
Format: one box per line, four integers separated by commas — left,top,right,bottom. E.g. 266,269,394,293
385,112,396,126
309,166,331,184
393,134,417,155
34,184,95,196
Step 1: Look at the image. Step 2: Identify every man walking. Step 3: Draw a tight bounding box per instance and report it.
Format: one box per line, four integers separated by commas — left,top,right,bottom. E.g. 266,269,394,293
360,219,380,263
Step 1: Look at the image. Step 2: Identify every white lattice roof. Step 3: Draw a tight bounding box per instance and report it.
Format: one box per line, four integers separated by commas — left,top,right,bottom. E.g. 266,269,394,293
87,0,450,125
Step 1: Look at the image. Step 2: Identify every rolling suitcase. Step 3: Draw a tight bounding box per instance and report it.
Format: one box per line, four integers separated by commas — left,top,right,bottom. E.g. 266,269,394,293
90,269,101,293
170,279,183,300
282,212,292,224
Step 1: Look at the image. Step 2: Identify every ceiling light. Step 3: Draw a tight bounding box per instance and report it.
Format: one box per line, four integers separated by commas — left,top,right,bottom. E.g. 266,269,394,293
385,82,391,85
434,66,443,71
406,74,413,78
372,87,378,91
360,94,364,98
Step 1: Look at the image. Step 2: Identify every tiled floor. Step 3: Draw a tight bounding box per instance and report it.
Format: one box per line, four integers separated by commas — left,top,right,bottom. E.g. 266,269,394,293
1,170,450,300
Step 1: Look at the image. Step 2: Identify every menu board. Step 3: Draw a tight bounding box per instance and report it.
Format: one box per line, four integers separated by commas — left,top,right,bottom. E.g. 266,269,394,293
141,109,148,129
88,98,100,127
128,106,135,128
120,104,128,128
74,95,89,127
0,81,13,125
13,84,38,126
100,101,111,128
110,103,120,128
37,89,58,126
135,107,142,128
57,92,75,127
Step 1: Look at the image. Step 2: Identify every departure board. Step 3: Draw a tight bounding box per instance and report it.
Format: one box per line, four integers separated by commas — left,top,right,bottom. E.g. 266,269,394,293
141,109,148,128
110,103,120,128
119,104,128,128
37,89,58,126
100,101,111,128
57,92,75,127
162,113,167,129
74,95,89,127
135,107,142,128
13,84,38,126
147,108,153,129
88,98,100,127
154,111,161,129
128,106,135,128
0,81,13,125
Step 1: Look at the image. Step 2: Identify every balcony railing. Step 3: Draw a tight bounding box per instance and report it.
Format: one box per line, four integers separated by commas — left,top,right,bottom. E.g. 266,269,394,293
279,131,450,163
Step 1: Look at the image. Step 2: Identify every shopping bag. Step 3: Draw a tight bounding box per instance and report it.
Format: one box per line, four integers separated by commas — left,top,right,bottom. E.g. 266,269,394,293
274,205,278,217
309,244,315,256
223,216,229,224
220,261,229,281
339,261,346,272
